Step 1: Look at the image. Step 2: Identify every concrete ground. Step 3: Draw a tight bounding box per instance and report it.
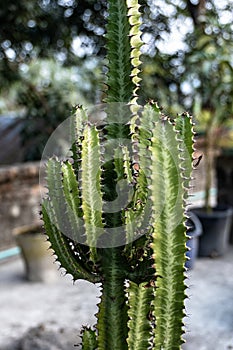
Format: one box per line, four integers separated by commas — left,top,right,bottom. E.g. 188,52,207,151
1,247,233,350
184,247,233,350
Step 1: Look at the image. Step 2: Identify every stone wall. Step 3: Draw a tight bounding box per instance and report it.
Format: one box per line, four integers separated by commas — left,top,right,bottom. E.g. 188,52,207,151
0,162,45,250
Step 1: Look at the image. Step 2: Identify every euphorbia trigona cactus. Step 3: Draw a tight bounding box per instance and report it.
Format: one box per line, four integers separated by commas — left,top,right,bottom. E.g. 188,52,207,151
42,0,195,349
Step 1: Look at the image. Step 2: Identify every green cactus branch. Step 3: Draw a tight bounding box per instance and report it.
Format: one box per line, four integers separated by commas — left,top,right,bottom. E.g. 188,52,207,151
81,123,104,262
42,200,100,283
105,0,142,103
174,112,195,200
127,282,154,350
81,327,97,350
147,108,192,350
70,105,88,174
45,158,78,239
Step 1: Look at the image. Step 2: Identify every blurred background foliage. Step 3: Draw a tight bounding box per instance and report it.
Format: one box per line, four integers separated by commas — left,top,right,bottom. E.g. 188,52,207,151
0,0,233,161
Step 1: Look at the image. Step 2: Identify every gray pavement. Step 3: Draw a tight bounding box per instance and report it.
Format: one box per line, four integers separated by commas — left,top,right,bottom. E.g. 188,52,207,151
0,247,233,349
184,247,233,350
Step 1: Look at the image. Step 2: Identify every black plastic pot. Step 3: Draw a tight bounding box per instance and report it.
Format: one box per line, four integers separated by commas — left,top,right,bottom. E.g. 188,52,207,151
216,153,233,244
186,212,203,269
193,206,233,257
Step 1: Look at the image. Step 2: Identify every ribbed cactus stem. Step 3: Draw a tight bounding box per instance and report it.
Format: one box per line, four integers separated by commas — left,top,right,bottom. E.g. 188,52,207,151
127,282,154,350
96,248,128,350
105,0,142,103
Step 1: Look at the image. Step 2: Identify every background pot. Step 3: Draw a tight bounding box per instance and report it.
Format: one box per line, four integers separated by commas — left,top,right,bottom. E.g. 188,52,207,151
193,206,233,257
217,153,233,244
186,212,203,269
13,224,58,282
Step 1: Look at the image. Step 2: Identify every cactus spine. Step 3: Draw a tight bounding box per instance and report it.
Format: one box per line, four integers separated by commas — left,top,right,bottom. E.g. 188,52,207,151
42,0,195,349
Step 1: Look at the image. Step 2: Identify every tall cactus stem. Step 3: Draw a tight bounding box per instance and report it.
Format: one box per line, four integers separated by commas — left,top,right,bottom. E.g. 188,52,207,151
96,248,128,350
41,1,195,349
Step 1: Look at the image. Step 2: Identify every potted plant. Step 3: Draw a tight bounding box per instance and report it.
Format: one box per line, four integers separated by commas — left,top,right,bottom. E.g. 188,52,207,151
216,126,233,244
41,0,195,348
184,29,233,257
13,223,58,282
193,111,233,257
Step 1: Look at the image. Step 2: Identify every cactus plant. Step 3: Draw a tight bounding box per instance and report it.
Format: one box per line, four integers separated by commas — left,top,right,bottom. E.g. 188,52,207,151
41,0,195,349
